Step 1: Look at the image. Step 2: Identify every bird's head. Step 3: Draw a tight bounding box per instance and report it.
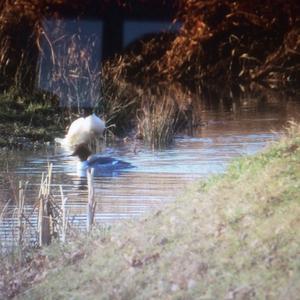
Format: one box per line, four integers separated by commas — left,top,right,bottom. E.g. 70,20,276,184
71,143,92,161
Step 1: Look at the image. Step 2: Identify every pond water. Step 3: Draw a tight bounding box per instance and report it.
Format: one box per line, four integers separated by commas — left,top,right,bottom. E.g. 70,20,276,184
0,89,300,248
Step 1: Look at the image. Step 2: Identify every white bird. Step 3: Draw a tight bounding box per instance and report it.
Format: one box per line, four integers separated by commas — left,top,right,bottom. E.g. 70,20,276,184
83,114,106,137
55,113,106,150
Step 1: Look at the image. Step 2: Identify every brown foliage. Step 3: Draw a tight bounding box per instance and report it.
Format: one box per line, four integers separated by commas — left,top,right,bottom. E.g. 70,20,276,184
1,0,299,92
0,1,49,91
111,0,300,88
161,0,300,87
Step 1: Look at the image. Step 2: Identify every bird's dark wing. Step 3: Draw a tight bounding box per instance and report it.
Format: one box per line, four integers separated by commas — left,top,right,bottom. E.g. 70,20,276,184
87,155,134,170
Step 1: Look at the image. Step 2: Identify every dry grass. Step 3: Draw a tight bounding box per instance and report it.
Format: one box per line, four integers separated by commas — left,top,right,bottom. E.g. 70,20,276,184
138,93,179,148
2,122,299,299
98,58,140,135
137,86,192,148
0,164,65,253
100,58,195,147
161,0,300,87
1,0,299,94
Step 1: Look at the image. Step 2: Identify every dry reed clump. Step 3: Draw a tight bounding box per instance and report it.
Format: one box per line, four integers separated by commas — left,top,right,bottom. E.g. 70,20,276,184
100,57,196,147
138,94,179,148
136,85,194,148
0,164,68,256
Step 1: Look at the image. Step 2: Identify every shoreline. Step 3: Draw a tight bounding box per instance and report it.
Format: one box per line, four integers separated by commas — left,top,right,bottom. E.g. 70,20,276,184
1,123,299,299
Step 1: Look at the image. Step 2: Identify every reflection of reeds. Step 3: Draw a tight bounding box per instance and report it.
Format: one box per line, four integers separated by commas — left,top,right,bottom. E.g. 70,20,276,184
38,20,101,111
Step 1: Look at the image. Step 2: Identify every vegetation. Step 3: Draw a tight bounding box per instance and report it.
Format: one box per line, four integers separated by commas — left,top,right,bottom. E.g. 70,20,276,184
0,0,299,148
1,122,299,299
169,0,300,88
109,0,300,89
1,1,299,297
0,88,65,148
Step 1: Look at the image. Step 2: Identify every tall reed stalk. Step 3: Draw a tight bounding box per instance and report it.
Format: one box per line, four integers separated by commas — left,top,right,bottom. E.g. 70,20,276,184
38,163,53,246
17,181,28,247
87,168,96,232
59,185,68,243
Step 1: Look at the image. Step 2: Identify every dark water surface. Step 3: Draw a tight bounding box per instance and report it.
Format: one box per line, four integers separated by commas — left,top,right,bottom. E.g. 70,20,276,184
1,93,300,247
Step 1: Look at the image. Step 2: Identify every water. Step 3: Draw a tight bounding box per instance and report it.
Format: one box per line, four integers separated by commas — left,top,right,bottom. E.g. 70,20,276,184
0,93,300,247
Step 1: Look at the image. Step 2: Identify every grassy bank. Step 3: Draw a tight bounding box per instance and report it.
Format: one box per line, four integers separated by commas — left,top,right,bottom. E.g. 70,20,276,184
0,88,66,148
0,82,194,149
2,123,300,299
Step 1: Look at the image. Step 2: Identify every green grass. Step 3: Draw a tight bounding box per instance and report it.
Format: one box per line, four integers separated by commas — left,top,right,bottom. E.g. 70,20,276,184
0,88,65,148
3,123,300,299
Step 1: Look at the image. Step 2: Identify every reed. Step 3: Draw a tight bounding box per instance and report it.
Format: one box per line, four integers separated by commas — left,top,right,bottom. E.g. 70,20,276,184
59,185,68,243
1,163,65,249
135,84,196,148
138,94,178,148
38,164,53,246
99,58,140,134
37,163,70,246
17,181,28,247
86,168,96,232
0,161,103,252
0,172,35,255
0,199,11,254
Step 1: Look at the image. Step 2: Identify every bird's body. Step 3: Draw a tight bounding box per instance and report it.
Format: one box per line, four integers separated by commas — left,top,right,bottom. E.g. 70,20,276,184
72,143,134,177
55,113,105,149
83,114,105,137
79,155,133,171
65,117,87,146
56,114,132,177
